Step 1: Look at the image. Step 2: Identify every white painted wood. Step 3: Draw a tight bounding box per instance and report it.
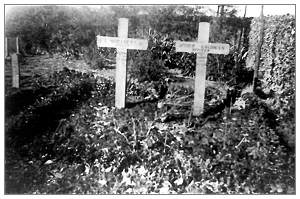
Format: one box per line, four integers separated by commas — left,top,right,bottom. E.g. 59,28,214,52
194,23,210,116
97,18,148,108
16,37,19,54
11,53,20,88
175,22,230,116
115,18,129,108
97,36,148,50
176,42,229,54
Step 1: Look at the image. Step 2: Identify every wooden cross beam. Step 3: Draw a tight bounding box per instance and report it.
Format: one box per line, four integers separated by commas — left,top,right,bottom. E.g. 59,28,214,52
175,22,230,116
97,18,148,108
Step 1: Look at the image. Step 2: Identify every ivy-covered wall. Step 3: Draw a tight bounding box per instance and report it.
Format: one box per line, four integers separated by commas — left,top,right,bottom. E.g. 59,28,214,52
247,15,295,118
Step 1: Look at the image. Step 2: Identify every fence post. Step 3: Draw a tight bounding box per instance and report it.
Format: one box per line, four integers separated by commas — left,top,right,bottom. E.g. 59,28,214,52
16,36,20,54
11,53,20,88
5,37,8,57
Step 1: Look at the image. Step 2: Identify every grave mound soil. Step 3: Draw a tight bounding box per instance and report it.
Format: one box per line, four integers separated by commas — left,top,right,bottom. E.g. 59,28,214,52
5,67,295,194
5,68,102,193
43,83,294,194
5,85,53,117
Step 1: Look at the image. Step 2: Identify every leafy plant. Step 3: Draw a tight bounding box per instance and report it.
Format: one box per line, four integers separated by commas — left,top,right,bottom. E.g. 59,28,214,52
128,32,171,82
246,15,295,117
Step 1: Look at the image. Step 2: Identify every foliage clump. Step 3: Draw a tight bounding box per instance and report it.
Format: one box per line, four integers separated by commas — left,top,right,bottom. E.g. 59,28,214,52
247,15,295,115
5,69,295,194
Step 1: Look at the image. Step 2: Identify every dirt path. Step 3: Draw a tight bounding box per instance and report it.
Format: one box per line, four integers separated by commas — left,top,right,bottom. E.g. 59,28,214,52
6,54,116,90
24,54,115,76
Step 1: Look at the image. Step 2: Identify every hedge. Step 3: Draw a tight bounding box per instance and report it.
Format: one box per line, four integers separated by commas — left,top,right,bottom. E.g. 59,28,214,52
246,15,295,119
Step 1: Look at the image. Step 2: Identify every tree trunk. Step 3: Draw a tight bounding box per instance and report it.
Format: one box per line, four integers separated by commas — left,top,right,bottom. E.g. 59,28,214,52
220,5,225,17
237,5,247,52
234,6,247,83
217,5,220,17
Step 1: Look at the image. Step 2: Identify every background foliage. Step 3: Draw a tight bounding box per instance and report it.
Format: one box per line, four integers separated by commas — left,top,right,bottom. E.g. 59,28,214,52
6,5,252,80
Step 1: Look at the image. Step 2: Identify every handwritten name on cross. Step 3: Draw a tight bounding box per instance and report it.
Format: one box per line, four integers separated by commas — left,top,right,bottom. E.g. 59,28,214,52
97,18,148,108
175,22,230,116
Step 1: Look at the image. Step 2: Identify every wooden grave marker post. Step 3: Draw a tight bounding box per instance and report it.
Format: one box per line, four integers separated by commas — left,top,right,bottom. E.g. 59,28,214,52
97,18,148,108
11,53,20,88
5,37,8,57
175,22,230,116
16,36,20,54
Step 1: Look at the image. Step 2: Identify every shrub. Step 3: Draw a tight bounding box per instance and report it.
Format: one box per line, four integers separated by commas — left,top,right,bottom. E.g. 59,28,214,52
128,33,170,82
82,40,116,69
246,15,295,119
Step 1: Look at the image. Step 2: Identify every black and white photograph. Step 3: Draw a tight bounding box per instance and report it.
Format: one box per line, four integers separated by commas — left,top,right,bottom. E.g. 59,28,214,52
2,2,296,195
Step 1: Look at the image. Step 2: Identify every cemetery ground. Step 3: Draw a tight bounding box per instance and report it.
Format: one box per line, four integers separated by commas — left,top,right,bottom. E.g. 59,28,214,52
5,54,295,194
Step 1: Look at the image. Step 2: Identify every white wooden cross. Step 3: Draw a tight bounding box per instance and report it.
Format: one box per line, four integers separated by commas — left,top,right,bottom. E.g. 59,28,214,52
97,18,148,108
175,22,230,116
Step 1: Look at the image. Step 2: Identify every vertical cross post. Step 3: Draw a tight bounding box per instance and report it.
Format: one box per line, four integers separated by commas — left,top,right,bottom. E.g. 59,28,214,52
115,18,129,108
194,22,210,115
97,18,148,108
11,53,20,88
175,22,230,116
